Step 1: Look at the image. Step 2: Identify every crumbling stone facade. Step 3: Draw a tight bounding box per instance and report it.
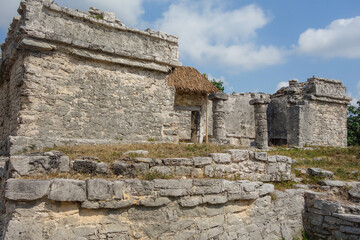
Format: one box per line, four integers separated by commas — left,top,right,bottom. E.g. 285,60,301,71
0,0,181,155
268,77,351,147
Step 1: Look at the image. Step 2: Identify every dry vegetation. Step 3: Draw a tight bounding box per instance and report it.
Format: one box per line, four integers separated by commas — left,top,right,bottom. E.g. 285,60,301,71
269,146,360,181
43,143,234,163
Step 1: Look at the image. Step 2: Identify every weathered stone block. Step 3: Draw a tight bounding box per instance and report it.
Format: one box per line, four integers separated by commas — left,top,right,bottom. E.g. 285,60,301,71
226,149,249,162
202,194,227,205
192,179,223,194
163,158,193,166
72,159,97,174
258,183,274,196
113,181,125,199
139,197,171,207
193,157,212,166
179,196,203,207
5,179,51,200
210,153,231,163
87,179,113,200
9,154,70,176
49,179,86,201
307,168,334,179
254,152,268,161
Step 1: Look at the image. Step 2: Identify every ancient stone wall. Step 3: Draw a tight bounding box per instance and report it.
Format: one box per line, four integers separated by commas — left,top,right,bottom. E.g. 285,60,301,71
7,150,293,182
304,192,360,240
0,0,181,155
222,93,270,147
2,177,305,240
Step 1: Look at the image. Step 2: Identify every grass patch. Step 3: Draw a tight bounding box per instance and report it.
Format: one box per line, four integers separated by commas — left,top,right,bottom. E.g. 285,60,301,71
42,143,233,163
269,146,360,181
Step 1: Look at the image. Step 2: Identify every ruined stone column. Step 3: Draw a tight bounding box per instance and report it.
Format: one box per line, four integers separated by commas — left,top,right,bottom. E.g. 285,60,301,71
250,95,270,149
209,92,229,144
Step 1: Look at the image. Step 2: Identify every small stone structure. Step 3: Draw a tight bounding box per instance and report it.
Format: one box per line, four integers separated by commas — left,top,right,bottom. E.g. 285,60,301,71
268,77,351,147
0,0,181,155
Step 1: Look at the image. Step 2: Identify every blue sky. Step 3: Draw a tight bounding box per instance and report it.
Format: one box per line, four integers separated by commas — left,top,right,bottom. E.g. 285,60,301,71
1,0,360,104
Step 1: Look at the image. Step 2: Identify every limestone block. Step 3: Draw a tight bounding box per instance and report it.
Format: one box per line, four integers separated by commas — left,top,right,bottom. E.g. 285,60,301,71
223,180,243,194
72,159,97,174
49,179,86,201
210,153,231,163
226,149,249,162
193,157,213,166
307,168,334,179
202,194,227,205
204,164,240,178
9,154,70,176
196,215,224,230
124,180,154,196
348,187,360,201
113,181,125,199
135,157,162,167
154,179,193,189
139,197,171,207
87,179,113,200
149,166,174,176
318,180,346,187
112,161,149,176
5,179,51,200
254,152,268,161
179,196,203,207
192,179,223,194
163,158,193,166
175,166,193,176
275,155,292,163
99,199,135,209
102,11,116,22
95,162,108,174
258,184,275,196
160,188,188,197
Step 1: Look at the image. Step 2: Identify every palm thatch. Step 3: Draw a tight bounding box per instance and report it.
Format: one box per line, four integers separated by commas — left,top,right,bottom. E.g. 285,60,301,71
168,66,219,94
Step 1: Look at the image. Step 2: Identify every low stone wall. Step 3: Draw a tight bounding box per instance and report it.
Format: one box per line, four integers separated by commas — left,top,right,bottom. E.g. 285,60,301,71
2,178,305,239
303,192,360,240
7,150,293,182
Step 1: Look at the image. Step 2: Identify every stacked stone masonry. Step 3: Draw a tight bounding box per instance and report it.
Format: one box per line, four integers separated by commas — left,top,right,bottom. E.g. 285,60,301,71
304,192,360,240
2,178,305,240
7,150,292,182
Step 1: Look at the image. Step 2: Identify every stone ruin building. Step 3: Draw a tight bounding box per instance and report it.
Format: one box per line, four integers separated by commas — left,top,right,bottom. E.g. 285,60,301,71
0,0,351,156
0,1,358,240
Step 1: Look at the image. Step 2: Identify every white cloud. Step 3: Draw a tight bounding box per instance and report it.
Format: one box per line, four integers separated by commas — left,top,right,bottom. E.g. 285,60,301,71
275,81,289,91
55,0,144,26
0,0,20,30
154,1,285,70
297,16,360,59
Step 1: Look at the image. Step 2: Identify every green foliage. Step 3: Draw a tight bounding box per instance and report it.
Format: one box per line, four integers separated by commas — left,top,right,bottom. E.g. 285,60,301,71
348,100,360,146
203,73,225,92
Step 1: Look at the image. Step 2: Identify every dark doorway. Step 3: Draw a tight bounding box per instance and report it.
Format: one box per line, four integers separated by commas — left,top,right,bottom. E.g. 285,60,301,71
191,111,200,143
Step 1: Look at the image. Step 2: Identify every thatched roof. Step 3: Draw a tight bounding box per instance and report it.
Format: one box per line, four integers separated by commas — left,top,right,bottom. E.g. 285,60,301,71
168,66,219,94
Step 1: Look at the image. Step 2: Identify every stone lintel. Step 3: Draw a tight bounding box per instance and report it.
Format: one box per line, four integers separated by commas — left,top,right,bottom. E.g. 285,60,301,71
249,98,270,105
208,92,228,101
